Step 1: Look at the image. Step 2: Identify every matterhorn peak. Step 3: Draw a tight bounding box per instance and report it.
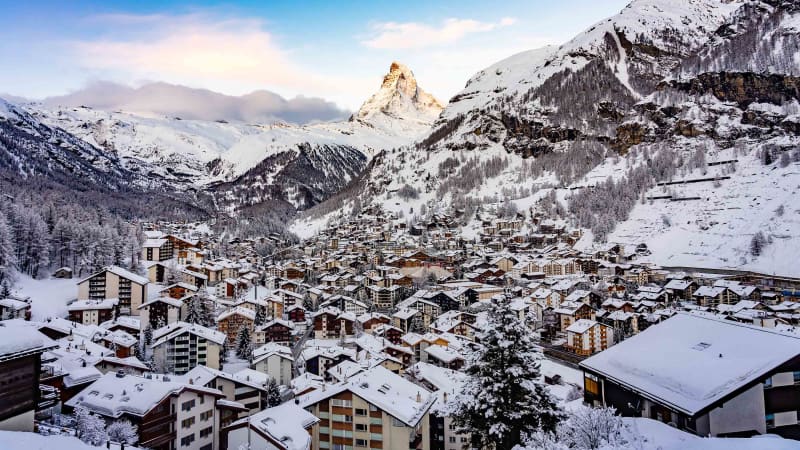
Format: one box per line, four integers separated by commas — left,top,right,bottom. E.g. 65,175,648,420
352,61,443,128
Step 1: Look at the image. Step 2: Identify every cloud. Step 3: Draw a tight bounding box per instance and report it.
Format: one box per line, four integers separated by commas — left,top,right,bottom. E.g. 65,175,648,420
68,14,342,100
42,81,350,125
362,17,517,50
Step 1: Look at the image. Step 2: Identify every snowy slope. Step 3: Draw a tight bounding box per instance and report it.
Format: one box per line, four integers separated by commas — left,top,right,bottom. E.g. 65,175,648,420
24,62,442,213
429,0,746,152
295,0,800,277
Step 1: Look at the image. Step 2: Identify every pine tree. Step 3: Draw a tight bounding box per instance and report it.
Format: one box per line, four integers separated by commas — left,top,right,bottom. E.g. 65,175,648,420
265,377,282,407
75,406,108,446
106,419,139,444
236,326,254,361
751,231,767,257
254,305,267,326
143,324,153,347
447,296,563,450
0,212,15,285
185,296,203,325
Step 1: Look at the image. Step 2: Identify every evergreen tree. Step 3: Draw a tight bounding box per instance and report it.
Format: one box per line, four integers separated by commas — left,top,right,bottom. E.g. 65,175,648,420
143,324,153,347
265,377,282,407
184,296,203,325
0,212,15,285
447,297,563,450
236,326,254,360
254,305,268,326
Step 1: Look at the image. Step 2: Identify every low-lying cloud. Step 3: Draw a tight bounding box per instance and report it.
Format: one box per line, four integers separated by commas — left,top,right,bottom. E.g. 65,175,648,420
43,81,350,124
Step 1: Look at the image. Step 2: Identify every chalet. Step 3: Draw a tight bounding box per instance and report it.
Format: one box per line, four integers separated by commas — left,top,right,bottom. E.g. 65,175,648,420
52,267,73,279
216,307,256,344
300,345,357,378
67,298,118,326
77,265,149,316
358,312,392,333
693,286,734,308
664,279,698,301
254,318,294,346
161,282,199,300
184,365,268,416
252,343,294,385
138,296,184,328
581,313,800,439
553,301,596,332
286,304,307,324
224,402,318,450
312,307,355,339
141,238,173,262
373,323,404,345
0,295,31,320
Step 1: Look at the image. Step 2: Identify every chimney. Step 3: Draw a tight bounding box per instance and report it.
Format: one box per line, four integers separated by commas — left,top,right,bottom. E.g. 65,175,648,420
416,391,422,403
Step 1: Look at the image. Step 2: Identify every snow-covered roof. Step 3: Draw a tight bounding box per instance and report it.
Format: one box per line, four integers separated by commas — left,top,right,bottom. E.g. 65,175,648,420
566,319,598,334
68,298,119,311
152,322,226,347
229,402,319,450
424,344,463,364
78,265,149,286
298,365,435,427
581,313,800,415
66,372,222,418
0,325,56,359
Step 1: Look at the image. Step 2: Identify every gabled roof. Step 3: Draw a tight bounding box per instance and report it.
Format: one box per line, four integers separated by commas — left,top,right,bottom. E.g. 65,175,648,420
298,365,435,427
65,372,222,418
77,265,149,286
229,402,319,450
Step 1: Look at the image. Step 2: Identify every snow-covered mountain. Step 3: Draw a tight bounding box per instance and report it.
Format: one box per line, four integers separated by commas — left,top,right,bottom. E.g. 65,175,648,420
351,61,444,131
296,0,800,276
0,98,206,219
17,61,442,213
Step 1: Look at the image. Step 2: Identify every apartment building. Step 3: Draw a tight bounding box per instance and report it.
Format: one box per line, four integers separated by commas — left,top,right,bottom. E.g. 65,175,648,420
77,266,149,316
298,366,435,450
67,298,118,326
151,322,226,374
65,372,224,450
565,319,614,356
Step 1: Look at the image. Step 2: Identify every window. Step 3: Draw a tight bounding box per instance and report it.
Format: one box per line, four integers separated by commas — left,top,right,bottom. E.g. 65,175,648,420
344,415,353,423
182,399,196,411
449,437,456,443
181,417,195,428
766,413,775,429
355,408,367,416
793,371,800,384
764,377,773,388
180,434,195,447
584,374,599,395
332,399,352,407
200,410,213,421
200,426,213,438
355,439,368,447
355,423,368,432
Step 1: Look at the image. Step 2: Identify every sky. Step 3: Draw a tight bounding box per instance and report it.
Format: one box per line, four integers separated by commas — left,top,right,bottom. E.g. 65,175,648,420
0,0,630,112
